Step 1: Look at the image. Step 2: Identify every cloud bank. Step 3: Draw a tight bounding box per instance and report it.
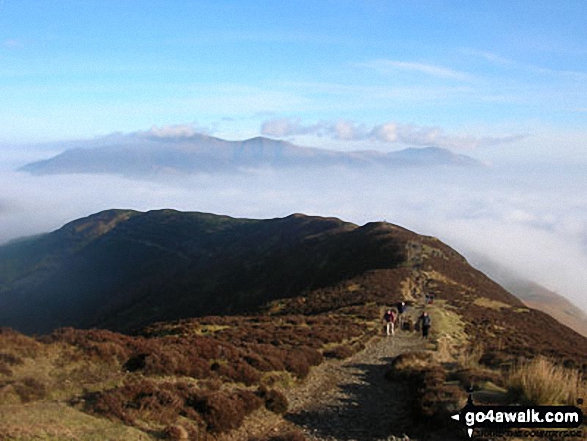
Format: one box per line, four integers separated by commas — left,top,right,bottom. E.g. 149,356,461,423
261,118,525,149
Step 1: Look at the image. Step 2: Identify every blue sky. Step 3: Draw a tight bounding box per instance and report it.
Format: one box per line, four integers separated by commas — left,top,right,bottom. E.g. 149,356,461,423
1,0,586,161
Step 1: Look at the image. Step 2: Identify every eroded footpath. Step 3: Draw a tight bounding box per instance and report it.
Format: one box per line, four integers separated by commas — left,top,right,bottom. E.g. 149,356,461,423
285,333,424,441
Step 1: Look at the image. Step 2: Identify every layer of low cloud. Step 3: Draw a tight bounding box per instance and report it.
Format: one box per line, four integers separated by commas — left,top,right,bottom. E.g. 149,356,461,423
261,117,525,150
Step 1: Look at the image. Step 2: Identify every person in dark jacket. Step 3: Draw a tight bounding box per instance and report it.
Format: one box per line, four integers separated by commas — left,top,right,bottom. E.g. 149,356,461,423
397,301,407,328
419,312,431,339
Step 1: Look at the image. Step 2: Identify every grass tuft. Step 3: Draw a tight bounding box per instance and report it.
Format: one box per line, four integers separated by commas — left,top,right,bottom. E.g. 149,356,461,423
507,357,585,405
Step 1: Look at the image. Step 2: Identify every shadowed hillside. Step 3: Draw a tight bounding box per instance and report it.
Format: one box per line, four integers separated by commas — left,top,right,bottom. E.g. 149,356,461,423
0,210,410,334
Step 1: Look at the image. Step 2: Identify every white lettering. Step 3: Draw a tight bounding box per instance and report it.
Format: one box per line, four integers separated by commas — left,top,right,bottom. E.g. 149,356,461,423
466,412,474,426
505,412,517,422
531,409,542,423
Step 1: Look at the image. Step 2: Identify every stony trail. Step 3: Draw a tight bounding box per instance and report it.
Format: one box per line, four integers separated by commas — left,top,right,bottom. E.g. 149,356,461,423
283,332,425,441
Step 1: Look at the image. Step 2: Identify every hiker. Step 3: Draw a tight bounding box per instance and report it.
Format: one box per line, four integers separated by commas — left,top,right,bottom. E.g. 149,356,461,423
419,312,431,339
397,301,407,328
383,309,396,336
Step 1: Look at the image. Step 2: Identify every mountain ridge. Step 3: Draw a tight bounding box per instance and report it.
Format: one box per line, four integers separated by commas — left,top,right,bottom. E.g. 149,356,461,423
0,209,484,334
1,208,586,369
18,133,483,177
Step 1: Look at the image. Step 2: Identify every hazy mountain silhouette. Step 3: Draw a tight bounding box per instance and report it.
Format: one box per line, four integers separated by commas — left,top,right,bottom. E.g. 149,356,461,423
469,254,587,338
19,133,483,177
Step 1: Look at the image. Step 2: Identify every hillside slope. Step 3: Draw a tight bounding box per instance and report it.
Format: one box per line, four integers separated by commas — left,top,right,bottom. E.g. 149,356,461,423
1,209,585,364
469,254,587,338
516,282,587,338
1,209,409,333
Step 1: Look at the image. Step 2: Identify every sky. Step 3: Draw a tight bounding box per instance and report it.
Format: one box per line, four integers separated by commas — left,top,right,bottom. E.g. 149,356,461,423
0,1,587,310
1,0,586,157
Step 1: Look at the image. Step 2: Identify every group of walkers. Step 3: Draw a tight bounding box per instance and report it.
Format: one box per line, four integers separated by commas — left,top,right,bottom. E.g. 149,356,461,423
383,258,434,339
382,301,432,339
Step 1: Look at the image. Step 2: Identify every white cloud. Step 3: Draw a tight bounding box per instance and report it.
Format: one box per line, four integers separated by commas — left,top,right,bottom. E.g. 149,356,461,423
370,122,398,142
506,209,537,223
260,118,368,141
260,118,322,137
333,120,368,141
260,118,295,137
465,48,587,82
141,123,211,138
461,49,515,66
363,59,472,81
260,117,525,150
390,124,446,146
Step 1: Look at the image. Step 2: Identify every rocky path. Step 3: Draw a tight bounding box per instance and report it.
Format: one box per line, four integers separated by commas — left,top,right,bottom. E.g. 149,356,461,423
283,332,425,441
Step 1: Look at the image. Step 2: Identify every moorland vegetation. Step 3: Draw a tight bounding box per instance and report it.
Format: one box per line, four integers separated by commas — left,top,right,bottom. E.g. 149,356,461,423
0,211,585,439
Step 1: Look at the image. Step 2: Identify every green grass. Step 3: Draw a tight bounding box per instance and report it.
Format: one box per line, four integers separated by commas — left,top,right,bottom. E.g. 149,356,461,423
473,297,511,310
0,402,154,440
429,302,466,335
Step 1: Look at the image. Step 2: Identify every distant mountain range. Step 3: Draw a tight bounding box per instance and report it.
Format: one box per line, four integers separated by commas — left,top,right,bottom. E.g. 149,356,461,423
19,133,483,177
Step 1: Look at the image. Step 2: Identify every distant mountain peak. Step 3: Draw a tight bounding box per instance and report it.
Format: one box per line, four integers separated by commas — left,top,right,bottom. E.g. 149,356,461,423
242,135,282,143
